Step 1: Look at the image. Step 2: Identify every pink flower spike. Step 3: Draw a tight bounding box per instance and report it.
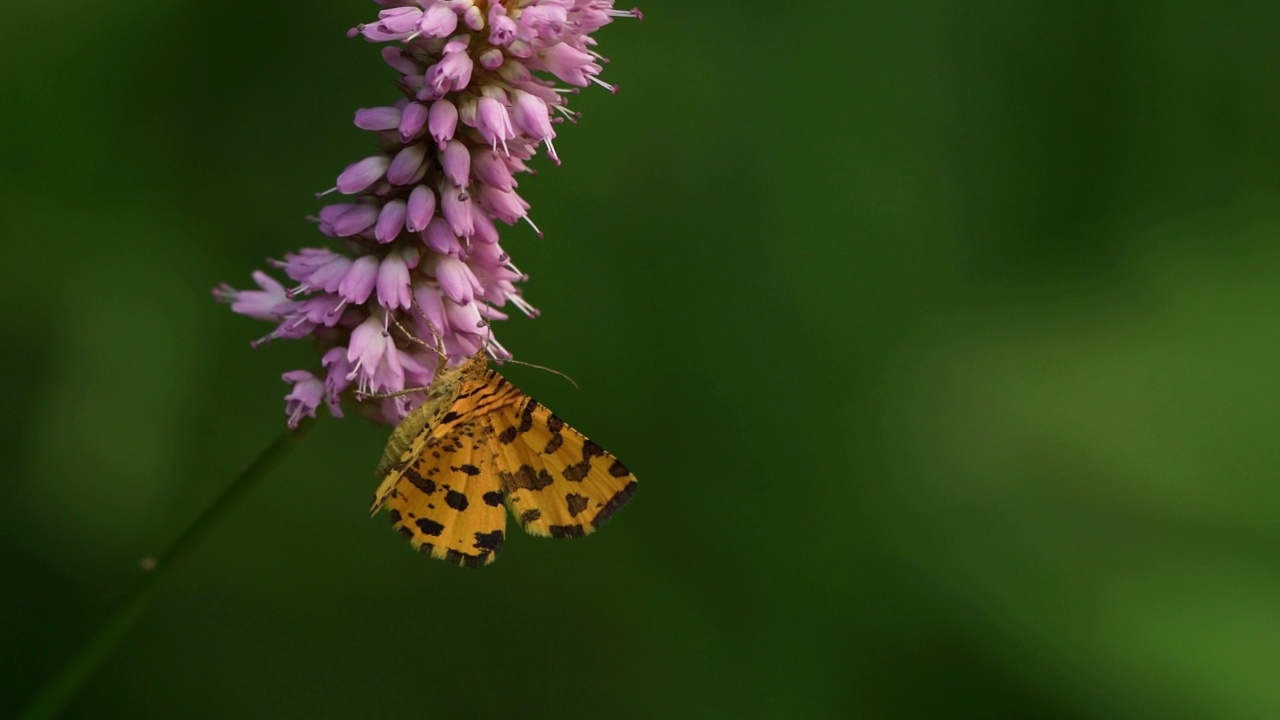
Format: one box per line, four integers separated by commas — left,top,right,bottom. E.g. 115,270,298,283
346,315,404,395
338,254,379,304
375,199,407,243
332,203,379,237
434,255,482,304
315,204,354,236
440,181,475,237
220,0,640,425
441,140,471,187
412,280,450,340
471,150,516,192
376,248,414,310
359,23,409,43
297,252,352,293
426,50,473,95
419,2,458,38
321,347,353,406
490,15,517,46
497,59,532,84
532,42,602,87
511,91,555,142
381,47,420,75
461,5,483,31
478,48,504,71
475,96,514,152
354,106,401,131
406,184,437,232
397,348,437,390
520,4,568,33
294,294,347,327
337,155,389,194
476,184,529,225
428,98,459,147
470,209,500,244
399,102,428,141
282,370,326,428
215,270,290,321
386,143,427,186
375,7,423,35
445,298,485,333
422,216,463,256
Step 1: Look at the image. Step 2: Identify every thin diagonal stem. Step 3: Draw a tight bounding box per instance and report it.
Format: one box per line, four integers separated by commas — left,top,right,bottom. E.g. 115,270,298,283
18,417,316,720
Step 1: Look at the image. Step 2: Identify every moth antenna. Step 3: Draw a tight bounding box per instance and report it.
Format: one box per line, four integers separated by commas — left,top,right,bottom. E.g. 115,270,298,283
388,298,450,380
390,307,445,360
355,385,433,401
502,359,579,390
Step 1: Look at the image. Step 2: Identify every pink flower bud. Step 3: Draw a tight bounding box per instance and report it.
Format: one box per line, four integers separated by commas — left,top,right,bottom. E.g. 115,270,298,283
511,91,554,141
332,204,379,237
419,2,459,38
406,185,437,232
375,199,407,243
386,144,428,186
475,96,514,151
471,150,516,192
440,181,474,237
399,102,428,141
422,216,463,256
428,98,458,147
354,106,401,131
441,140,471,187
377,249,414,310
336,155,389,194
338,255,379,304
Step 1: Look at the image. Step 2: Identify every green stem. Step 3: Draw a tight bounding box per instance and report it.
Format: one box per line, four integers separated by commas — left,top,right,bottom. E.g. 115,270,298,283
18,417,316,720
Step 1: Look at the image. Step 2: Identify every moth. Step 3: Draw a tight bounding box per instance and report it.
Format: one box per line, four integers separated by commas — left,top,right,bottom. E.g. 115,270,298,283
370,353,637,567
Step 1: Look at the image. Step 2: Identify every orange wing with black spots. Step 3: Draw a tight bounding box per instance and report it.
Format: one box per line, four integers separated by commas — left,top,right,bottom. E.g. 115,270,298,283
370,354,636,568
490,397,637,539
372,418,509,567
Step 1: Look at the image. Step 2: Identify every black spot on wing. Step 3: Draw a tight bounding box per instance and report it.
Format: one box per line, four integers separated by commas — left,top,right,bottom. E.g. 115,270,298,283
406,472,437,495
582,440,605,459
565,493,589,518
518,400,538,432
542,433,564,454
591,480,637,528
482,490,504,507
501,464,554,491
440,411,461,424
473,530,504,553
608,460,631,478
546,414,565,433
562,461,590,482
548,524,585,538
498,426,518,444
415,518,445,537
457,463,481,476
444,490,469,511
519,509,542,526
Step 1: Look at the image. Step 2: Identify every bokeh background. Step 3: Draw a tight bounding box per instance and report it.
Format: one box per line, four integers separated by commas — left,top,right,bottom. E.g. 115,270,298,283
3,1,1280,717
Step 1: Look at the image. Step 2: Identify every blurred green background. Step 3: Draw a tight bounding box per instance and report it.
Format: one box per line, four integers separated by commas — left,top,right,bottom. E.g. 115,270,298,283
3,1,1280,717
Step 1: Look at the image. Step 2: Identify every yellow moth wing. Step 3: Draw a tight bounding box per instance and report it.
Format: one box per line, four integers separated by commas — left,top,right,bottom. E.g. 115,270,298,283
375,419,508,567
370,355,636,567
491,397,637,538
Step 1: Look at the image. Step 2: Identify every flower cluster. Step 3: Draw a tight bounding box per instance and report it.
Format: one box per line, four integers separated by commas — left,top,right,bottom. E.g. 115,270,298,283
216,0,639,428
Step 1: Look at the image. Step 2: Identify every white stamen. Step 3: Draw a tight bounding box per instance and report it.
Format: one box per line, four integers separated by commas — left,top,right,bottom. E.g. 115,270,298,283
521,213,543,237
